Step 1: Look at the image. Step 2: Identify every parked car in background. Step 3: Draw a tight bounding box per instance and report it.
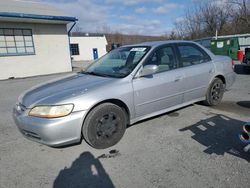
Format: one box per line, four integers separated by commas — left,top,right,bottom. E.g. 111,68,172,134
13,41,236,149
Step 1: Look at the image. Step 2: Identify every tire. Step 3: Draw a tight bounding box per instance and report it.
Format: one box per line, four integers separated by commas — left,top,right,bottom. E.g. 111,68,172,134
82,103,127,149
204,78,224,106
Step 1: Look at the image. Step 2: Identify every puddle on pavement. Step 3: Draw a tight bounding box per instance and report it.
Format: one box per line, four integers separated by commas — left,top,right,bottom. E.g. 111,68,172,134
210,101,249,116
237,101,250,109
97,149,120,159
168,112,179,117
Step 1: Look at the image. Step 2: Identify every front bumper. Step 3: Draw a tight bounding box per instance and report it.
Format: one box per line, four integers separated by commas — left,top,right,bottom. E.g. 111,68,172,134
13,104,87,147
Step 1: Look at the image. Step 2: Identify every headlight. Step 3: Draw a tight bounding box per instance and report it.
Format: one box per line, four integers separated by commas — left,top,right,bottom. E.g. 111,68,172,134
29,104,74,118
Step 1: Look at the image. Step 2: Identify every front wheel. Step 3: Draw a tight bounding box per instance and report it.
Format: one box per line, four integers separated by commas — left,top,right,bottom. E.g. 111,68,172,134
82,103,127,149
204,78,225,106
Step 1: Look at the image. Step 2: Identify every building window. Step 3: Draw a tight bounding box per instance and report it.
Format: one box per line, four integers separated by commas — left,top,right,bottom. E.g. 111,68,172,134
70,44,80,55
0,28,35,56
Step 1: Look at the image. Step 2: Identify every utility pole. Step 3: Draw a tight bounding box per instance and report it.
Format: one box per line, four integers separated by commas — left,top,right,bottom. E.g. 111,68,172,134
215,29,218,40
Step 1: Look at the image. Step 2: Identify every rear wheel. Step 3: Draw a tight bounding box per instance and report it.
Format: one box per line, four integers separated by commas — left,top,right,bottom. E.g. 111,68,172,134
82,103,127,149
204,78,224,106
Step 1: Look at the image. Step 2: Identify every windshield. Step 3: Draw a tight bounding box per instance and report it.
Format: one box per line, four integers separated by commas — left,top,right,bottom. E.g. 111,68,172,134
84,46,150,78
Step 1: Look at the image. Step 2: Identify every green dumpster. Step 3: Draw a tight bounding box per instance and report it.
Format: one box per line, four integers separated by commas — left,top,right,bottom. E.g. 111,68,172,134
210,38,239,60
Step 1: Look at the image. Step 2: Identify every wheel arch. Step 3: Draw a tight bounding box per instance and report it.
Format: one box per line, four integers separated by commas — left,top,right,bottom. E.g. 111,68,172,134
206,74,226,97
81,98,131,132
204,74,226,106
208,74,226,91
98,99,131,122
215,74,226,85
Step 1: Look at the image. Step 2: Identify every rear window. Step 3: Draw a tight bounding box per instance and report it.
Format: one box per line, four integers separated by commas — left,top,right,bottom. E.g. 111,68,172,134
177,44,211,67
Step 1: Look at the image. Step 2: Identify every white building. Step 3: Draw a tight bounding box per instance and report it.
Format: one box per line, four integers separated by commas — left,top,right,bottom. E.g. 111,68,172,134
70,34,108,61
0,0,77,80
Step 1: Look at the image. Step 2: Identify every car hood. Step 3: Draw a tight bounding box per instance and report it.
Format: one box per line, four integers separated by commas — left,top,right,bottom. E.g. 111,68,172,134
19,73,115,108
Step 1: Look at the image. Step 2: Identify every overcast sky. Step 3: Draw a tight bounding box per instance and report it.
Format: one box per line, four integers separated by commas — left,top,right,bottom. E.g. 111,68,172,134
39,0,223,36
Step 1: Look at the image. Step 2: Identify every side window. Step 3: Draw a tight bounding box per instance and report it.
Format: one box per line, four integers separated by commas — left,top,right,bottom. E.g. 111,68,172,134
177,44,211,67
70,44,79,55
0,28,35,56
145,46,177,73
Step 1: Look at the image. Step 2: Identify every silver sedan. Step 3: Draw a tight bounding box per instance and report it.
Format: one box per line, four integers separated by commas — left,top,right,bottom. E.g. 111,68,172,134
13,41,236,149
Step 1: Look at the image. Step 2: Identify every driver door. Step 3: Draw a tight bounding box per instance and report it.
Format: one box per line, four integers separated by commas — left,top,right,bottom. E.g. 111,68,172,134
132,45,185,118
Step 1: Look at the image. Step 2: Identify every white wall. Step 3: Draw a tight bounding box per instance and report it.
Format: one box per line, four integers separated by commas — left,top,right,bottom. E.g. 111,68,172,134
0,22,72,80
239,36,250,53
70,36,107,61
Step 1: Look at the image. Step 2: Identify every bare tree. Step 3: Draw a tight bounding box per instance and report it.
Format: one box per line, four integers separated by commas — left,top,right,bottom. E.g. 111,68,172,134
200,1,232,36
173,0,247,40
174,4,208,40
228,0,250,32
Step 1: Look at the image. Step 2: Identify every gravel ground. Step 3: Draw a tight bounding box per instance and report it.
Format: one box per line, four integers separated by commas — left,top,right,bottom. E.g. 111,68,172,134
0,71,249,188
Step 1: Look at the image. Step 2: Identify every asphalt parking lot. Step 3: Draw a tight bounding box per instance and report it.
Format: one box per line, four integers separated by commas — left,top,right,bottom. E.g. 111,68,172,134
0,70,250,188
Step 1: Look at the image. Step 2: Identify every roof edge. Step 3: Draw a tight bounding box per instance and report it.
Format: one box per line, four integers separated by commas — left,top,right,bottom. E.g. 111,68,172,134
0,12,78,22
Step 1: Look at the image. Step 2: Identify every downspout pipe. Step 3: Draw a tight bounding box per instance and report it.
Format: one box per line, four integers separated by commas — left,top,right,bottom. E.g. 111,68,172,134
68,21,77,70
68,21,76,35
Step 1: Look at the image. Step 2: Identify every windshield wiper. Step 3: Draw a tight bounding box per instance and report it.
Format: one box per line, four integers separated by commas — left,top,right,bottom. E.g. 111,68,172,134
81,71,110,77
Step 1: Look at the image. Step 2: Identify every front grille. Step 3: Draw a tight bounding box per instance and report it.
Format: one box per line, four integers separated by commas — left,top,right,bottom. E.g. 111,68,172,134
21,129,41,140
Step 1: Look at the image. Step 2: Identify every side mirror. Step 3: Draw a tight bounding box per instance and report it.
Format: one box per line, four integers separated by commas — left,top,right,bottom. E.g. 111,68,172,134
139,65,158,77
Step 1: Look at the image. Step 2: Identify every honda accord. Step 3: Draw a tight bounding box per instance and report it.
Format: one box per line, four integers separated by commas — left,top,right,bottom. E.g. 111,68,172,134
13,41,236,149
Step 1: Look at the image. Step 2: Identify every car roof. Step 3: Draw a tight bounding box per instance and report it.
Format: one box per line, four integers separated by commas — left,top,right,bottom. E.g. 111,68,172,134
123,40,196,48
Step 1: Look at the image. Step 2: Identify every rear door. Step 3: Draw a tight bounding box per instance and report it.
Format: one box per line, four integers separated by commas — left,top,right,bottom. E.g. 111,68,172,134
132,45,185,118
176,43,215,102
